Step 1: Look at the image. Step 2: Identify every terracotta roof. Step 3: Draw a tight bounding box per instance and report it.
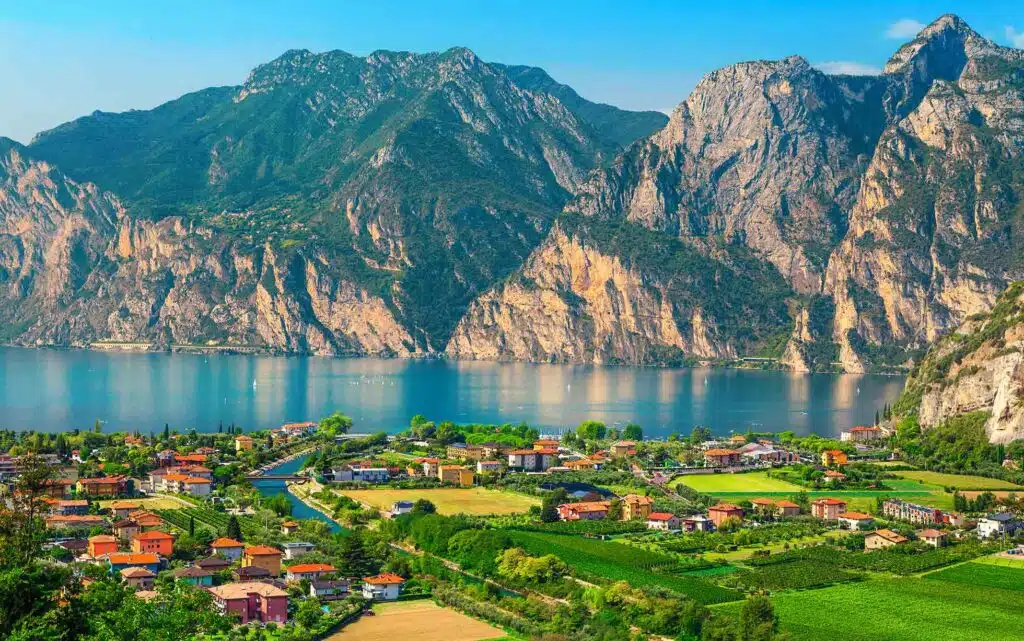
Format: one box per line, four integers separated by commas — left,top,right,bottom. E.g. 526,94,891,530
107,553,159,564
78,476,124,484
812,498,848,506
113,519,139,528
838,512,873,520
182,477,210,484
774,501,800,508
825,471,847,477
244,545,282,556
287,563,336,573
134,530,174,541
704,448,737,456
210,537,244,548
613,441,636,447
870,529,908,544
45,515,105,525
823,449,846,455
560,501,611,512
363,573,405,585
709,503,742,511
109,501,141,509
751,498,776,505
120,567,155,578
621,494,654,505
235,566,271,578
196,556,232,568
209,582,287,600
533,448,560,455
648,512,677,521
58,500,89,507
89,535,118,543
918,529,947,538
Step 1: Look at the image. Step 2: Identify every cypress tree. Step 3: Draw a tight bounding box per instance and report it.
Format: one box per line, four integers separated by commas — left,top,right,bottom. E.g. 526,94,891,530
226,515,243,541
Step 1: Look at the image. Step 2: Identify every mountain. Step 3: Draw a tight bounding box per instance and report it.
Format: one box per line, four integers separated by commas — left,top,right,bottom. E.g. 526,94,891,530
10,47,662,354
893,281,1024,444
449,15,1024,370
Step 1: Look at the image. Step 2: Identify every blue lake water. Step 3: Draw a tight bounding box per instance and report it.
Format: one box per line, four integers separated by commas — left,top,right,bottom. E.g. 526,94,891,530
252,454,342,532
0,347,904,438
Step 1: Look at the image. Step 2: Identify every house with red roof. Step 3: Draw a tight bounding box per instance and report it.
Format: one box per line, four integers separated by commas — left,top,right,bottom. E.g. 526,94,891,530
285,563,337,582
708,503,744,528
811,498,848,520
558,501,611,521
646,512,681,531
837,512,874,530
208,582,288,624
210,537,245,560
361,573,405,600
132,530,174,556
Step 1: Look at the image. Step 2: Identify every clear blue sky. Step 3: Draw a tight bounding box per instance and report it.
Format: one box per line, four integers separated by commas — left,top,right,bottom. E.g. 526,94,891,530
2,1,1022,143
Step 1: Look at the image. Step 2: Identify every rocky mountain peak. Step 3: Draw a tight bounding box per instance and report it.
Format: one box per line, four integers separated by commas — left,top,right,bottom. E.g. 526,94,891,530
884,13,992,78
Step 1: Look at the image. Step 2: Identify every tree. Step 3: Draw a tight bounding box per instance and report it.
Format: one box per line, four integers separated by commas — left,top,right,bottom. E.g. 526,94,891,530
622,424,643,441
739,595,777,641
265,493,293,517
188,516,196,537
576,420,606,441
411,499,436,515
605,498,623,521
294,598,324,630
318,412,353,437
163,424,170,440
337,530,377,578
226,515,243,541
0,453,56,566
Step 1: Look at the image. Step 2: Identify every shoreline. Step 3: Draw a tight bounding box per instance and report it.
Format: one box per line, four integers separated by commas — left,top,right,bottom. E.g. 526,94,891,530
285,478,349,530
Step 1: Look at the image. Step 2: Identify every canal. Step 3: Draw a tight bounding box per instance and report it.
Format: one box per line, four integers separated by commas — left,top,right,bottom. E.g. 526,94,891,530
252,453,344,532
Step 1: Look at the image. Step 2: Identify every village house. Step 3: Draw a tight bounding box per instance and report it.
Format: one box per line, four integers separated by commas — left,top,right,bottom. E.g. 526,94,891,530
310,580,349,601
280,520,300,535
882,498,947,525
120,567,155,590
775,500,801,518
507,448,559,472
728,435,748,446
129,510,164,530
824,470,847,484
156,450,176,467
864,529,908,550
55,499,90,516
285,563,336,582
172,566,213,586
132,530,174,556
88,534,119,558
42,479,74,498
391,501,415,518
243,545,283,576
476,460,503,474
234,566,272,581
837,512,874,530
361,573,405,600
210,537,245,560
708,503,744,528
234,435,254,452
196,556,232,572
208,582,289,624
111,518,139,541
621,494,654,520
558,501,611,521
109,501,141,518
438,464,475,487
58,539,89,556
977,512,1021,539
918,529,948,547
564,458,603,471
610,441,637,457
331,464,390,483
704,449,741,467
840,426,883,443
681,514,713,532
446,443,503,461
76,476,127,497
810,498,848,520
646,512,680,531
281,541,316,560
416,458,441,477
106,553,161,575
750,498,776,515
821,450,849,467
45,515,106,530
174,454,209,465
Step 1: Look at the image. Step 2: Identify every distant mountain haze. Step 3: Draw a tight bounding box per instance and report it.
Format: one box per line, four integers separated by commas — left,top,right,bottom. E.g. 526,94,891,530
3,15,1024,374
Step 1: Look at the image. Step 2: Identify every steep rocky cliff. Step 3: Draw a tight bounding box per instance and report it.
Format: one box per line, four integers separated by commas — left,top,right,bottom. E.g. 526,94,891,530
894,282,1024,444
451,15,1024,370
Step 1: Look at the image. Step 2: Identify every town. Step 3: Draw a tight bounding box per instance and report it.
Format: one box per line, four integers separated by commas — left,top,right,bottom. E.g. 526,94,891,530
2,411,1023,641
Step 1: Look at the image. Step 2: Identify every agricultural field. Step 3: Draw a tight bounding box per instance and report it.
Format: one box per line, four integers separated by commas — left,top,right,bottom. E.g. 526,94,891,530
505,530,741,604
716,578,1023,641
731,559,861,591
96,497,184,510
975,554,1024,569
326,600,506,641
892,471,1022,490
925,561,1024,592
338,488,539,516
672,472,803,493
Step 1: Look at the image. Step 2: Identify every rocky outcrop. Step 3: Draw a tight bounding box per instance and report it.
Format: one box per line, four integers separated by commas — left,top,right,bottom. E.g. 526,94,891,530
897,282,1024,444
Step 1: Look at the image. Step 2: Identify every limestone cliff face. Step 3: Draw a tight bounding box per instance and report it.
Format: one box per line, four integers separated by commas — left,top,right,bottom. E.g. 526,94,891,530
0,140,414,355
825,15,1024,372
898,282,1024,444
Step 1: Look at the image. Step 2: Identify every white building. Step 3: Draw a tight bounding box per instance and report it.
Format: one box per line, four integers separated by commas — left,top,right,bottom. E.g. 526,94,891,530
361,573,404,600
332,465,390,483
977,513,1020,539
390,501,414,518
281,542,316,560
646,513,681,531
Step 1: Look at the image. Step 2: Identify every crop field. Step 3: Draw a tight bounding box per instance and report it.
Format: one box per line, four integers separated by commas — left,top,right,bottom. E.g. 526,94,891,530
716,579,1023,641
326,600,506,641
892,471,1022,490
745,543,995,576
338,488,539,516
97,497,183,510
925,561,1024,592
672,472,803,493
505,531,741,604
733,559,861,591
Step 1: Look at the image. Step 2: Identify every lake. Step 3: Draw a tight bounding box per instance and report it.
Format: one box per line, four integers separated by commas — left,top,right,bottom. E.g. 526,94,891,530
0,347,905,438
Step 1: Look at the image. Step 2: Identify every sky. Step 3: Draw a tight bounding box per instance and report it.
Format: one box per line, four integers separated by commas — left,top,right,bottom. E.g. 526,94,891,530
2,1,1023,143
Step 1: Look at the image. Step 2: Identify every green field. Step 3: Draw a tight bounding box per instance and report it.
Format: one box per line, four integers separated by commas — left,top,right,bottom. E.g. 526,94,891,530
505,531,741,605
893,471,1022,490
925,561,1024,592
716,579,1023,641
338,488,539,516
974,554,1024,569
672,472,803,493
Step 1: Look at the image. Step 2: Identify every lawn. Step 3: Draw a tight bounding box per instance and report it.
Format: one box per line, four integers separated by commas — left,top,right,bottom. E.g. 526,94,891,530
326,600,506,641
892,471,1022,490
97,497,184,510
337,488,539,516
714,578,1023,641
975,554,1024,569
925,561,1024,592
672,472,803,493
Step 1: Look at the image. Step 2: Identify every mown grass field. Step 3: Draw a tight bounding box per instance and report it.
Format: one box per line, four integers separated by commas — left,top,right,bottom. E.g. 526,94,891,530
338,488,539,516
97,497,184,510
892,471,1022,490
672,472,803,493
715,578,1023,641
925,561,1024,592
326,600,506,641
975,554,1024,569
